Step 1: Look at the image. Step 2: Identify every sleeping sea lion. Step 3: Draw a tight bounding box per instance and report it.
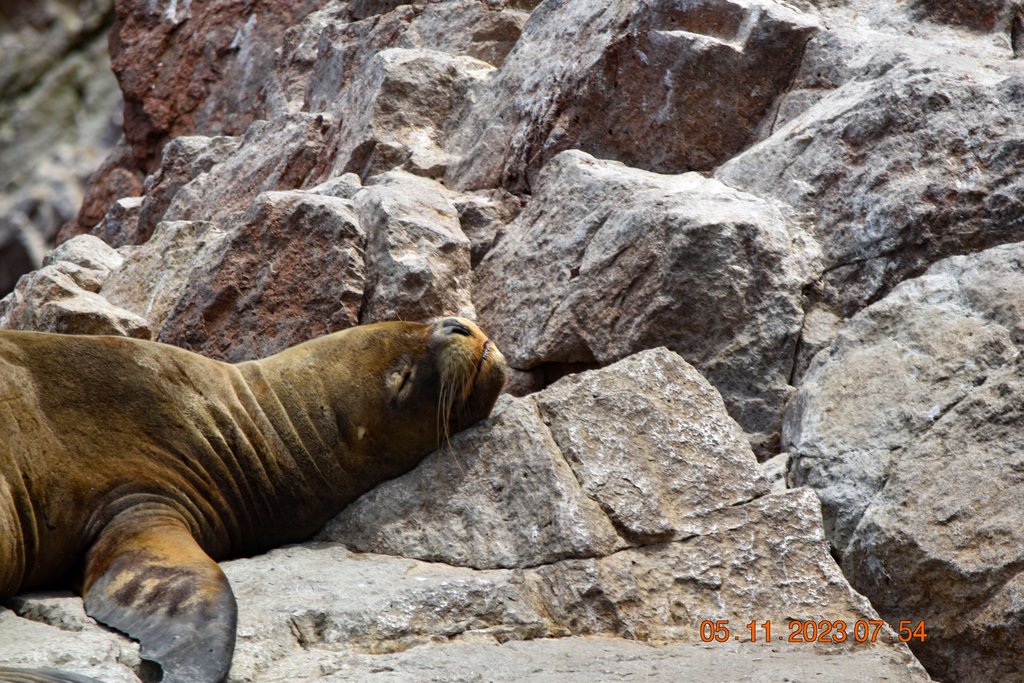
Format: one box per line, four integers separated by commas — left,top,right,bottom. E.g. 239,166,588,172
0,317,506,682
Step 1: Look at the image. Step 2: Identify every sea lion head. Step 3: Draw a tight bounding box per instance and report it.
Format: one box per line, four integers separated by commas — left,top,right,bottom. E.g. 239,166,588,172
309,315,507,473
393,315,507,441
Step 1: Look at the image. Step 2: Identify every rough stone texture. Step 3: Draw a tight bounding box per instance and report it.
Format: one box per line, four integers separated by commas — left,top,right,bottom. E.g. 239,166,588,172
315,47,494,180
90,195,143,247
354,171,475,324
324,349,766,565
100,219,219,330
0,601,142,683
446,0,820,191
131,134,242,246
475,151,814,454
108,0,326,173
271,0,528,121
158,113,333,228
252,637,928,683
157,191,365,362
0,0,122,295
716,4,1024,323
844,355,1024,682
784,242,1024,681
0,235,150,337
785,242,1024,555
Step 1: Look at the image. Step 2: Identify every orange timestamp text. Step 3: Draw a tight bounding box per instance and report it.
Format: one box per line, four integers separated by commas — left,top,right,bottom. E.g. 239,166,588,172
698,619,927,644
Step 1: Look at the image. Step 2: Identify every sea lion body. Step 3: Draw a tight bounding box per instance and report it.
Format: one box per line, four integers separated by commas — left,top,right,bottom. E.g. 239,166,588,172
0,318,506,682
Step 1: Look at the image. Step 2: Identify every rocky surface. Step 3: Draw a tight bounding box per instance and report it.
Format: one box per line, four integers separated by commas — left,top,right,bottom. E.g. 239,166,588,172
8,0,1024,680
0,0,122,296
786,242,1024,680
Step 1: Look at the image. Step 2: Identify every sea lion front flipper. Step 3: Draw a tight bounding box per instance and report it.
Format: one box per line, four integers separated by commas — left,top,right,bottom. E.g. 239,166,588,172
81,510,237,683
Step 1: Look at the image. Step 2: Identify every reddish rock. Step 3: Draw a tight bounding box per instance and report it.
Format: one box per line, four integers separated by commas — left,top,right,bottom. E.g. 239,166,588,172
58,138,144,244
109,0,326,173
157,190,364,362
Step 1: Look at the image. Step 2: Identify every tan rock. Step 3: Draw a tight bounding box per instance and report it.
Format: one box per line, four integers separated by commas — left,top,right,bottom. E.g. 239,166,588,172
0,235,150,338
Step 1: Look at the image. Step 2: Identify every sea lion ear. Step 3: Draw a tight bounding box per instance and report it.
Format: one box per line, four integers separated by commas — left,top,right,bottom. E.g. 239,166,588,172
82,509,237,683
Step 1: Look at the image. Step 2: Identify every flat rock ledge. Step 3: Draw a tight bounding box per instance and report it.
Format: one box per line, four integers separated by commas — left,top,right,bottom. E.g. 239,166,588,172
0,349,928,681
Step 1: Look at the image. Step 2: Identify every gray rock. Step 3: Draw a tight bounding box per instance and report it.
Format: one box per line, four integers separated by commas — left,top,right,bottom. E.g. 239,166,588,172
355,171,475,323
446,0,820,191
316,48,494,180
133,135,242,245
254,636,928,683
0,235,150,337
784,242,1024,681
717,9,1024,321
785,242,1024,554
160,113,334,228
474,150,815,455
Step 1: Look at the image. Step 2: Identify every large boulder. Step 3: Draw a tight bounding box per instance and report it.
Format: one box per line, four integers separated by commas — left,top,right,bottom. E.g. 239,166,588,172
474,150,815,455
446,0,820,191
785,242,1024,681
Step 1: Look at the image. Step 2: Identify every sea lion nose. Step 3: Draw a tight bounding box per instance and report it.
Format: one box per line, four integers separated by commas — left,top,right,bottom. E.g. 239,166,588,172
442,318,472,337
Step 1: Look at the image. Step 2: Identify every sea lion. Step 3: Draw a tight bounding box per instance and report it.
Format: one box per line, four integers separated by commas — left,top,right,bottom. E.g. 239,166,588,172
0,317,506,683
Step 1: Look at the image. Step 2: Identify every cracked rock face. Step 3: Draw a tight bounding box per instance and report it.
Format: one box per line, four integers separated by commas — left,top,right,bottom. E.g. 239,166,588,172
474,150,814,455
785,242,1024,680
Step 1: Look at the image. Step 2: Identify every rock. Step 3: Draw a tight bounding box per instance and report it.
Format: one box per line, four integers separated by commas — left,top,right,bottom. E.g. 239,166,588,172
90,196,143,247
846,355,1024,682
59,137,145,243
474,151,814,455
108,0,325,173
253,636,928,683
314,48,494,180
0,0,122,294
716,16,1024,321
271,0,528,121
784,242,1024,681
0,235,151,337
157,191,364,362
0,602,141,683
101,220,219,330
446,0,820,191
785,242,1024,554
354,171,474,324
910,0,1021,32
451,188,523,267
158,113,333,228
132,135,242,246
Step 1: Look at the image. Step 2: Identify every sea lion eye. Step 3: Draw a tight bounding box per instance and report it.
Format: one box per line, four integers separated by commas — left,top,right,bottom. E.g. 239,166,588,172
388,365,415,399
443,318,472,336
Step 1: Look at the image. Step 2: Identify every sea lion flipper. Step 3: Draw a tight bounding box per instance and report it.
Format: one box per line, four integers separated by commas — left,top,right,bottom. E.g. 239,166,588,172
0,667,105,682
81,511,237,683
